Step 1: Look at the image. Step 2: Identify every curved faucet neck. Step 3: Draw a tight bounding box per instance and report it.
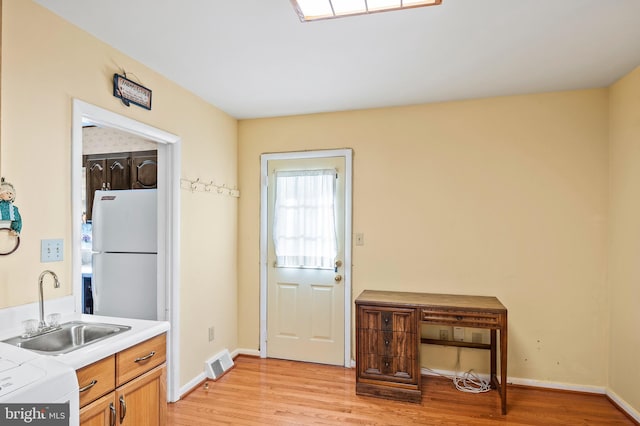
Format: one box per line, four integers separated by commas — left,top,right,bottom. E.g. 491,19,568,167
38,270,60,328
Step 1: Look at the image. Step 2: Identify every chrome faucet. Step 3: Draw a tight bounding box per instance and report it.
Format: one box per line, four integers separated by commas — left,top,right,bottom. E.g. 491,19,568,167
38,270,60,330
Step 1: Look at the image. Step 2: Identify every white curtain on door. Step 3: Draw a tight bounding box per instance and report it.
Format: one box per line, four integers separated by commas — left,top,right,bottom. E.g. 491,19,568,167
273,169,337,269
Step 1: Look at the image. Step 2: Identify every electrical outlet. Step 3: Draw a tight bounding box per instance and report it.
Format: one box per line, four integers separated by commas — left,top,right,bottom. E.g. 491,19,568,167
355,233,364,246
439,329,449,340
208,326,215,342
41,239,63,262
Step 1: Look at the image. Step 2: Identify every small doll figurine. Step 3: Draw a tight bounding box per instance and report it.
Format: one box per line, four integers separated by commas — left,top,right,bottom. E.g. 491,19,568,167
0,180,22,236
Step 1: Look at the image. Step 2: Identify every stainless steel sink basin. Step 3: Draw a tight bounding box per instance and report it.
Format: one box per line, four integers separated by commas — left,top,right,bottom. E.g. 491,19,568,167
2,321,131,355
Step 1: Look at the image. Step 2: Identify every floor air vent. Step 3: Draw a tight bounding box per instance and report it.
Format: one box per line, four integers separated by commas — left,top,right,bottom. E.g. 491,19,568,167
205,349,234,380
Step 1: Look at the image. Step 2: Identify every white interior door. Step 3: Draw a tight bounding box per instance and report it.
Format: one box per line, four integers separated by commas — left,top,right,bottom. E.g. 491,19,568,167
266,156,346,365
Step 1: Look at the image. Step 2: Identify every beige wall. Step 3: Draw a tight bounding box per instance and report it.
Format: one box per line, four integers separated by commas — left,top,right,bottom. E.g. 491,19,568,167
238,89,610,386
0,0,238,387
608,66,640,410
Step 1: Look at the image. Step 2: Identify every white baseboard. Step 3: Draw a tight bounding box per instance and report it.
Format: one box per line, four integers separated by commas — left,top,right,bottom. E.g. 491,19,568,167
232,348,260,358
178,372,206,399
421,367,606,394
177,348,260,398
606,388,640,423
508,375,606,394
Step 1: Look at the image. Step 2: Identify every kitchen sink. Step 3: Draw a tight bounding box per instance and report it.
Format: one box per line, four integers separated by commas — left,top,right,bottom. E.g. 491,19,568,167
2,321,131,355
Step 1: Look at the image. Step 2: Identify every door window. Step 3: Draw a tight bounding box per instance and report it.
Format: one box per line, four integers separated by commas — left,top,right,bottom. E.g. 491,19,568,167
273,169,337,269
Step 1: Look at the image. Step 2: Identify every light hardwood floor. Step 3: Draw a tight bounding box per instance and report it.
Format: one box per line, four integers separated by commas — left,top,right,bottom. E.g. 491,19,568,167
167,356,635,425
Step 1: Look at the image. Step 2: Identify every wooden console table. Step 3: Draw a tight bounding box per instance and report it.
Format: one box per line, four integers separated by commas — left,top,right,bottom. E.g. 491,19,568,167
355,290,508,415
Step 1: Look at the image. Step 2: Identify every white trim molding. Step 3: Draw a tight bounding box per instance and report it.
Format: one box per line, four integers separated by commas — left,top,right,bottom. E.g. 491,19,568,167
71,99,182,402
606,388,640,423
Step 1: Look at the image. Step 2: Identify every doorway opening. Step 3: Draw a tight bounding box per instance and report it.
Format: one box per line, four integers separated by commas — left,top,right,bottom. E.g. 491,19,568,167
81,126,158,316
71,99,181,402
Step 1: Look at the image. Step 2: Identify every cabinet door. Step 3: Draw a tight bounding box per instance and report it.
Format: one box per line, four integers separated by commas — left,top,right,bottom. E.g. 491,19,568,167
131,152,157,189
116,364,166,426
85,158,107,221
106,156,130,190
391,309,417,380
80,392,116,426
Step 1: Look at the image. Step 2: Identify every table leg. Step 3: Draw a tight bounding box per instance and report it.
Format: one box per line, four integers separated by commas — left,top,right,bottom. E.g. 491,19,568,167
490,329,497,387
500,317,508,414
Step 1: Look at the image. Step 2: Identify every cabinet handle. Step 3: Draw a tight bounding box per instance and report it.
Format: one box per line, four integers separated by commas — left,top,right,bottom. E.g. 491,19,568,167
111,161,125,171
385,362,390,367
384,340,390,346
134,350,156,362
456,316,463,321
109,403,116,426
79,379,97,393
384,318,389,324
119,395,127,423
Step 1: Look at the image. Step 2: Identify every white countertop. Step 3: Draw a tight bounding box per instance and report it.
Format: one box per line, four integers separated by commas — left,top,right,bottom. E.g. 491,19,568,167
0,313,170,370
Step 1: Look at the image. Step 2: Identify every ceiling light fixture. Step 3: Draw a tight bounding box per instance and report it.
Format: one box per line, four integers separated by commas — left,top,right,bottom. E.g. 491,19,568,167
291,0,442,22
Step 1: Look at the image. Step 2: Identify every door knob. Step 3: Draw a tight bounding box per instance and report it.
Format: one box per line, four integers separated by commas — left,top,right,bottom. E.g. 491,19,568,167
334,274,343,283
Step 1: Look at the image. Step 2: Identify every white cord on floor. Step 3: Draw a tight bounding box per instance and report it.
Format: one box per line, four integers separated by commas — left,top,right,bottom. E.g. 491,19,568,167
424,347,492,394
453,370,492,393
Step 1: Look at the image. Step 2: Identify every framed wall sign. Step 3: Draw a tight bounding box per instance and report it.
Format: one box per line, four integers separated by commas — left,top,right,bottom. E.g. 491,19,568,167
113,74,152,110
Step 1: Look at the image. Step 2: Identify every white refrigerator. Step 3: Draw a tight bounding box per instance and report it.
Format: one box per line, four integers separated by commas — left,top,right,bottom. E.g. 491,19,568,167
91,189,158,320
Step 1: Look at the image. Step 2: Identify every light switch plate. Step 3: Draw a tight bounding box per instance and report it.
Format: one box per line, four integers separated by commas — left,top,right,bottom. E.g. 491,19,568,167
453,326,465,342
41,239,63,262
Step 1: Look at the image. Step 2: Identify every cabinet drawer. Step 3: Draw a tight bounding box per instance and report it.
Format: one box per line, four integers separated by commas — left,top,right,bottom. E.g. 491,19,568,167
359,330,416,358
77,355,115,408
360,354,417,384
116,334,166,387
358,306,417,334
421,309,500,328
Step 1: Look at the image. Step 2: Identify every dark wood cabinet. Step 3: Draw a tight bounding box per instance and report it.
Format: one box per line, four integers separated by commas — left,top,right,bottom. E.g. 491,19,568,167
84,150,157,220
131,152,158,189
356,304,421,403
106,155,132,191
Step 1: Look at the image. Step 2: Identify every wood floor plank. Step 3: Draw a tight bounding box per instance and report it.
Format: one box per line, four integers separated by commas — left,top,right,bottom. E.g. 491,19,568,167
166,356,635,425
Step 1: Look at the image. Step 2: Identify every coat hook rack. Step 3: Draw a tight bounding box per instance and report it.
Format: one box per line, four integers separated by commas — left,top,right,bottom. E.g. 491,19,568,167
180,177,240,198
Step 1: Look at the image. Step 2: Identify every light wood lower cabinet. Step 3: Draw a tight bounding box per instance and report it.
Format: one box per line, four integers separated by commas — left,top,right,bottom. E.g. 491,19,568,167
116,365,166,426
79,393,116,426
78,334,167,426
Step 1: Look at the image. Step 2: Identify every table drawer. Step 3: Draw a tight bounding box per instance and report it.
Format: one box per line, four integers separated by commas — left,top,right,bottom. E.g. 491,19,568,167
421,309,500,328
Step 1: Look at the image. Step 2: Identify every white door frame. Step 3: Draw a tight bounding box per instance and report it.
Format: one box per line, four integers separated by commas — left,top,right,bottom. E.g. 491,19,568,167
260,149,353,367
71,99,181,402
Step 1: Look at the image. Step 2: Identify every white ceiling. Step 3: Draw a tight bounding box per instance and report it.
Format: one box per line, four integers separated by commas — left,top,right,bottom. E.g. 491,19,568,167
34,0,640,119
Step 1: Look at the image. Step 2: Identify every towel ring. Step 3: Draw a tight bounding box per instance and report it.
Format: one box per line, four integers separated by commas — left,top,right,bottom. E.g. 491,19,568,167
0,228,20,255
